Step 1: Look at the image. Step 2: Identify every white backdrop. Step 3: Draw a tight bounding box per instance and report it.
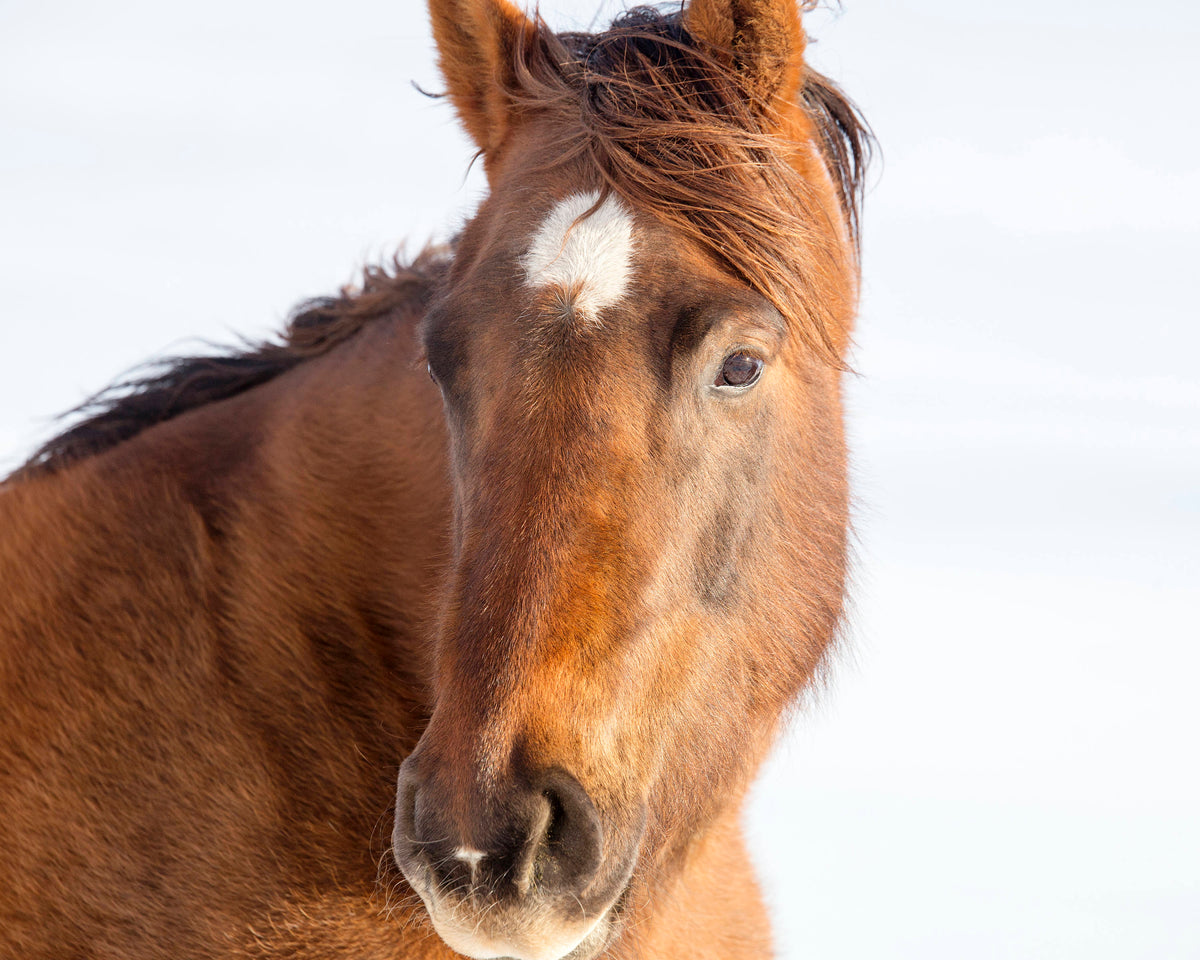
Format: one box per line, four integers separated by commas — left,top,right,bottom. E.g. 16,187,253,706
2,1,1197,956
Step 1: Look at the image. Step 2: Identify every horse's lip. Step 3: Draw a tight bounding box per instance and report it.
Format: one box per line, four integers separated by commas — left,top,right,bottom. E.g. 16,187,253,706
419,871,634,960
545,881,632,960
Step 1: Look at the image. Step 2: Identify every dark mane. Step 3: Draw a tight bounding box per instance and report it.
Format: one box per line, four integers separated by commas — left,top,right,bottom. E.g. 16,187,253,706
801,65,872,255
14,250,448,480
514,5,872,363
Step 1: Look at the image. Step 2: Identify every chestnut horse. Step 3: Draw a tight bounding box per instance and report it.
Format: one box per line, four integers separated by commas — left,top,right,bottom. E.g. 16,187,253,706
0,0,868,957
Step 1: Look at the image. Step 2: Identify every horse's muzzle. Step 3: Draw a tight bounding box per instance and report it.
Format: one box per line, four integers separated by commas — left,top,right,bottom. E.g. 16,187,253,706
392,757,641,960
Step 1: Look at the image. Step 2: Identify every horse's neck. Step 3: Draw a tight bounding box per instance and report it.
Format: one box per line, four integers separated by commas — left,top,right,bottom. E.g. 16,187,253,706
197,312,452,676
0,310,452,955
2,309,450,730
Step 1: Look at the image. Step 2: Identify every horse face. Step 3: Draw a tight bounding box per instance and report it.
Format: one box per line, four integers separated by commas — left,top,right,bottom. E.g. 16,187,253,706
392,129,848,960
392,0,857,955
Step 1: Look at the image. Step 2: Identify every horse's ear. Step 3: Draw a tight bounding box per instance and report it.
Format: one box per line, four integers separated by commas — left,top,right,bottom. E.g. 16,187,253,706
685,0,806,112
428,0,538,158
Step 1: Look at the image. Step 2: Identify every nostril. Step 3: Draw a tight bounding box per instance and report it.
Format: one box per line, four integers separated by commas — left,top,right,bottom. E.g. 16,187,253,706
395,761,473,897
393,757,436,887
544,788,567,852
527,770,603,898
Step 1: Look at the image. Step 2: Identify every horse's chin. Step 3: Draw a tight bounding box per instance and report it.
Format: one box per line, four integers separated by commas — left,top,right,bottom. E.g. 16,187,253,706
418,884,626,960
433,913,611,960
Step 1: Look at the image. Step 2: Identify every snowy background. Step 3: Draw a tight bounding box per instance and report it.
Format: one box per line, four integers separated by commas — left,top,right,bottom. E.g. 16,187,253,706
2,1,1197,956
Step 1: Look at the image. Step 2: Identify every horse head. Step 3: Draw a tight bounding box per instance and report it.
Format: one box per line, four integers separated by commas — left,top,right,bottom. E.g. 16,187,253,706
392,1,865,956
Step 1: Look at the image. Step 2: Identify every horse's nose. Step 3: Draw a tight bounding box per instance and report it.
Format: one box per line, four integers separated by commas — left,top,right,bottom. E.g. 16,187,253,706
394,758,604,904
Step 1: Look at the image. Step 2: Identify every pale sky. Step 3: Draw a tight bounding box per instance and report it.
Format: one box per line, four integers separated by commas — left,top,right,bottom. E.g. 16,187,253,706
2,1,1198,956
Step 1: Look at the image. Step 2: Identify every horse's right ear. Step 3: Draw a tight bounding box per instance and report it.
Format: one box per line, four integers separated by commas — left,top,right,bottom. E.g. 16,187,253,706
428,0,538,160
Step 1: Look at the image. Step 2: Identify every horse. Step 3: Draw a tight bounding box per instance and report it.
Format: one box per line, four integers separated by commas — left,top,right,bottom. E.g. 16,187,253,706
0,0,868,957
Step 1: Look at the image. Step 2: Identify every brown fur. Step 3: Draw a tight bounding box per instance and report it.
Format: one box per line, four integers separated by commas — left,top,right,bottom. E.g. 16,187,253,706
0,1,869,957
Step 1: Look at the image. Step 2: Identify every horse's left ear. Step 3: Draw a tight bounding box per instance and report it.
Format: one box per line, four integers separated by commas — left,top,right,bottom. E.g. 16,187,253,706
685,0,806,113
428,0,538,159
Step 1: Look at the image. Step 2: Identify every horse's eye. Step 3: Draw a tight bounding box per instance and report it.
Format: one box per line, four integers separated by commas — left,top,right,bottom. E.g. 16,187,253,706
426,362,438,385
716,353,763,389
